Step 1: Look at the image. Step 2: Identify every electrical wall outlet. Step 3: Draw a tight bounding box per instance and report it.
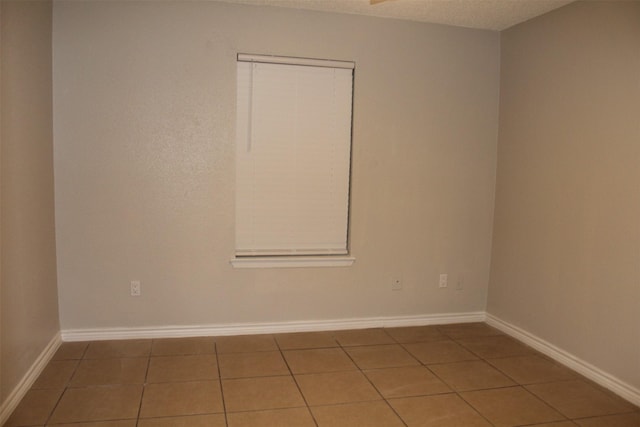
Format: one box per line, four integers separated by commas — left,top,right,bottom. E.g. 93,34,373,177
392,277,402,291
439,274,448,288
130,280,141,296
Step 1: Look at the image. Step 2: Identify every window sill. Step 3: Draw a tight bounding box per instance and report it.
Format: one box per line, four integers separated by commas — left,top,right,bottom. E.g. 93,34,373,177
230,256,355,269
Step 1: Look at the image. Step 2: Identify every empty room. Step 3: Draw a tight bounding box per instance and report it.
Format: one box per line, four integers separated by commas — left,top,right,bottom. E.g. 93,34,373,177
1,0,638,426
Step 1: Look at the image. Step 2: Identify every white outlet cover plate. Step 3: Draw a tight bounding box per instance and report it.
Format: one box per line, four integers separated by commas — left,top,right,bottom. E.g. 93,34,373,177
131,280,141,296
439,274,448,288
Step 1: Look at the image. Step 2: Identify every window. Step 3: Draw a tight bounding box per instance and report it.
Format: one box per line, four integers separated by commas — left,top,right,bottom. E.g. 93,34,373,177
233,54,355,267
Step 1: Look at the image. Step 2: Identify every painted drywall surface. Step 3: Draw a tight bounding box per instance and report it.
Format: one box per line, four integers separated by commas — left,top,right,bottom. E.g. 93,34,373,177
488,1,640,389
0,1,59,401
53,1,499,330
0,0,3,400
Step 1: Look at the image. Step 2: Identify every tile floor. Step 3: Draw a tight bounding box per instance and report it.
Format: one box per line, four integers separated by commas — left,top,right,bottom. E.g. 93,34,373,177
4,323,639,427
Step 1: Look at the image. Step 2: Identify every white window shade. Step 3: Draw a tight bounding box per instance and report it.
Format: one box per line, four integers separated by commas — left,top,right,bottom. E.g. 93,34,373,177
235,57,354,256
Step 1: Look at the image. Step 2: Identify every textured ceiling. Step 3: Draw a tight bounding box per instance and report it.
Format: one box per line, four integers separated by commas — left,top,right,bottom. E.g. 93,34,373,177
217,0,575,31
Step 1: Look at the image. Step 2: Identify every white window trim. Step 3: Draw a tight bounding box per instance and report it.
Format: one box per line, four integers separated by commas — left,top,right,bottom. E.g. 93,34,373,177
230,256,355,269
237,53,354,70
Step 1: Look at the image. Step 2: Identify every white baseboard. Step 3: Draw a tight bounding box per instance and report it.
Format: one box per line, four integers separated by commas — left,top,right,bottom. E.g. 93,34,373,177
0,332,62,426
486,313,640,407
61,311,487,342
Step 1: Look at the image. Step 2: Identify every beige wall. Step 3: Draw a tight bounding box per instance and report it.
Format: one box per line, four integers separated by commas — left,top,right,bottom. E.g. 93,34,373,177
53,1,500,330
0,0,59,401
488,1,640,390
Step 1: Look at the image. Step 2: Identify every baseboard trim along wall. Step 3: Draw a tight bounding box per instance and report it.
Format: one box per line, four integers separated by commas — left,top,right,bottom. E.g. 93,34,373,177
486,313,640,407
60,311,486,342
0,332,62,426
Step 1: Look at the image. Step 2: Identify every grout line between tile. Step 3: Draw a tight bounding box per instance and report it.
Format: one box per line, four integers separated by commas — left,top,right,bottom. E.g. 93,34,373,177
42,387,67,427
340,334,410,427
276,337,320,427
13,325,640,427
134,355,152,425
455,385,502,427
213,341,231,427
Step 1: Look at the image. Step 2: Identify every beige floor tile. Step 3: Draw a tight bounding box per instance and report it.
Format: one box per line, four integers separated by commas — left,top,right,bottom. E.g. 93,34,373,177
295,371,381,406
526,380,637,419
32,360,78,389
275,331,338,350
215,334,278,353
150,337,215,356
17,329,637,427
488,355,577,384
52,342,88,360
403,340,478,364
49,385,142,424
227,407,316,427
218,351,289,378
461,386,565,427
147,354,218,382
137,414,226,427
283,348,356,374
222,376,305,412
384,325,448,343
70,358,148,386
523,422,578,427
389,393,492,426
345,344,419,369
4,388,63,427
437,323,503,339
456,335,534,359
429,360,516,391
84,339,152,359
575,412,640,426
333,328,394,346
364,366,451,398
140,380,223,418
311,401,405,427
48,421,137,427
